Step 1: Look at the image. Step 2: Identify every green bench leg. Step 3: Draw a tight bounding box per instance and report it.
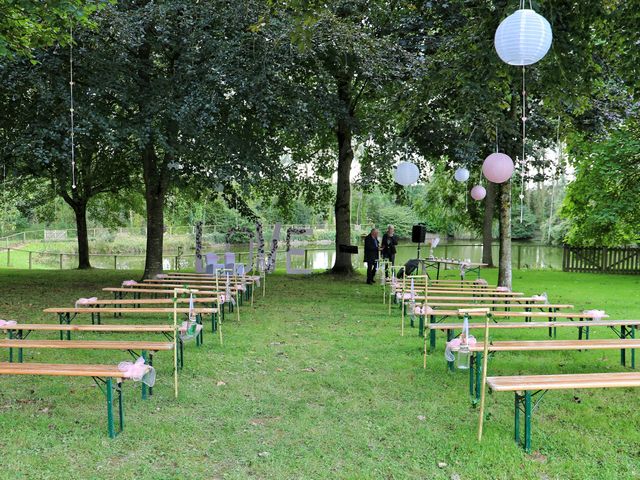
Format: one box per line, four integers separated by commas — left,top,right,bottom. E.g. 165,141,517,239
632,326,636,369
524,391,532,452
469,353,475,398
418,315,424,338
514,391,533,452
473,352,483,404
446,329,454,372
58,313,65,340
428,315,437,352
141,350,149,400
514,393,520,443
621,326,626,367
104,378,124,438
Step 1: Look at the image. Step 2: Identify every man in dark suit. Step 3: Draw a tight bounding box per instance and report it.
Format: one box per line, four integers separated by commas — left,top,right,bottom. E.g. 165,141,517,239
364,228,380,284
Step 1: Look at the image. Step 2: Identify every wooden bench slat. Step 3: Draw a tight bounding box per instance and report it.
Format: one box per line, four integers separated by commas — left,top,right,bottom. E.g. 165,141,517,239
82,298,220,306
426,310,607,319
467,338,640,352
0,324,173,332
430,320,640,330
0,339,174,351
487,372,640,391
398,290,525,296
44,307,216,314
411,296,545,302
424,303,574,309
0,362,129,377
103,288,225,294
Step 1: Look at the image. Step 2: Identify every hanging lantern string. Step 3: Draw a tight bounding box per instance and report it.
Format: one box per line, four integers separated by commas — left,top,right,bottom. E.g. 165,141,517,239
548,115,561,242
69,24,77,190
520,65,527,223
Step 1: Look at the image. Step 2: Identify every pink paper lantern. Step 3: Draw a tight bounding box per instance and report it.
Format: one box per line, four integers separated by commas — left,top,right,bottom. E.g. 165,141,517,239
470,185,487,201
482,153,514,184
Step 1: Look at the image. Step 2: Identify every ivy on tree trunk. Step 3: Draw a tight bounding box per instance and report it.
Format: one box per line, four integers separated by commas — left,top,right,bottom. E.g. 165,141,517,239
331,76,355,274
481,181,496,267
497,181,512,289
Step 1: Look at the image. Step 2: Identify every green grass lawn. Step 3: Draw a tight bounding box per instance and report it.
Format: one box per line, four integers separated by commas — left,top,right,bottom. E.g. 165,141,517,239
0,267,639,479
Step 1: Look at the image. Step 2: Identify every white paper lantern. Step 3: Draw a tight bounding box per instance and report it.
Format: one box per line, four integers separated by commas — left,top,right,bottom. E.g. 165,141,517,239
495,9,553,66
470,185,487,201
454,168,470,182
394,162,420,186
482,153,514,184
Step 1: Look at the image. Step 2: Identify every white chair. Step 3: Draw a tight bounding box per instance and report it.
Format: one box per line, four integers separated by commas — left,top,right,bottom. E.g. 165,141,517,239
205,253,225,274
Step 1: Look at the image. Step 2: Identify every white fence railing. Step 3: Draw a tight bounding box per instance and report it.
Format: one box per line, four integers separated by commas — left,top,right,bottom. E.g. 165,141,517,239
0,223,355,249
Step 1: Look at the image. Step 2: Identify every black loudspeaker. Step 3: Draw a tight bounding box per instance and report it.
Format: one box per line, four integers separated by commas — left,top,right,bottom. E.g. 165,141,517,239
339,244,358,254
411,225,427,243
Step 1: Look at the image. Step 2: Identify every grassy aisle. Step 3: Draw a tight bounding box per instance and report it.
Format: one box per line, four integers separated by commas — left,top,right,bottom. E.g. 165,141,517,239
0,268,639,479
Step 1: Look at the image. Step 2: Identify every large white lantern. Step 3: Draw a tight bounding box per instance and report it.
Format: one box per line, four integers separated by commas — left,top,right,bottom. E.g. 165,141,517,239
454,168,470,182
394,162,420,186
494,9,553,66
482,153,514,184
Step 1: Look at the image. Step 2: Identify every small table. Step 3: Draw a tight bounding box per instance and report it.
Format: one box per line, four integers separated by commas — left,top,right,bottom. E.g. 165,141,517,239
419,258,488,280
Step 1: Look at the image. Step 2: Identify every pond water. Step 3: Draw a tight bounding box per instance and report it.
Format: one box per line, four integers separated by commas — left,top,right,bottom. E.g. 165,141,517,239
2,239,563,271
209,240,563,271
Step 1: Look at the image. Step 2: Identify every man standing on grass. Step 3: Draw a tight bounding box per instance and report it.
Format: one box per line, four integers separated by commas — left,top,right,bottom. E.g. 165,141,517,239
364,228,380,284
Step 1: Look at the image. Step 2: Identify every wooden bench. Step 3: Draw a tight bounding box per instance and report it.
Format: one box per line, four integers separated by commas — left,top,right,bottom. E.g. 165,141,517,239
103,288,240,321
0,339,177,399
0,323,181,361
414,303,574,336
486,372,640,451
0,361,152,437
164,272,265,299
453,338,640,403
43,307,215,342
142,279,251,305
390,291,528,317
421,309,607,349
429,319,640,369
77,297,224,326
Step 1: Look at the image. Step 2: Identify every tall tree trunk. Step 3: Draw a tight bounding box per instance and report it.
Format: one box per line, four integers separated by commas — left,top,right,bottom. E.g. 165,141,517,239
61,193,92,270
331,77,355,274
142,145,167,279
497,181,512,288
73,201,91,269
481,181,496,267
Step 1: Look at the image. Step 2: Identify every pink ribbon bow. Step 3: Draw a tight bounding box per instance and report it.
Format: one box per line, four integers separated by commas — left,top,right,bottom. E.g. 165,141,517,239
118,357,156,386
0,319,18,327
444,317,477,361
414,305,435,316
75,297,97,308
122,280,138,287
496,286,510,292
180,321,203,340
532,293,548,302
474,279,488,286
583,309,606,321
155,274,168,279
445,336,477,362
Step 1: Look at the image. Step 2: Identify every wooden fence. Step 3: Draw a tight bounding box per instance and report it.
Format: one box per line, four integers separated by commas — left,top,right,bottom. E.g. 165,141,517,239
562,245,640,274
